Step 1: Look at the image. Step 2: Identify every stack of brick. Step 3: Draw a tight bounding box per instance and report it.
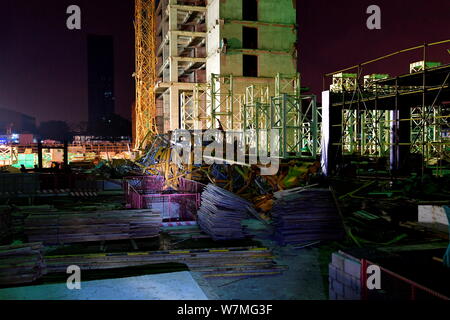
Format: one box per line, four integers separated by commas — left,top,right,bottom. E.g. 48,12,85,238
329,251,362,300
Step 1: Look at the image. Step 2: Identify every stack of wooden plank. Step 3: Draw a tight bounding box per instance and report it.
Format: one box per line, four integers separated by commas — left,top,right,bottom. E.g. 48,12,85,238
45,247,285,278
25,209,162,244
197,184,251,240
272,188,344,245
0,206,12,240
11,205,57,236
0,242,47,286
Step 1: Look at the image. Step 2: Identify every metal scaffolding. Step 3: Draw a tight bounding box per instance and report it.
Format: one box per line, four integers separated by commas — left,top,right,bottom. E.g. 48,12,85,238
180,73,305,132
270,93,320,158
410,104,450,165
180,83,212,131
323,39,450,176
209,74,244,131
242,74,319,159
0,145,17,166
178,73,321,160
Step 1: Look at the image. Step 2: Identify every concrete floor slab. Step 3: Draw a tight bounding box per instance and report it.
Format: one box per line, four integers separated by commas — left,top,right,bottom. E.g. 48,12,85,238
191,219,328,300
0,271,208,300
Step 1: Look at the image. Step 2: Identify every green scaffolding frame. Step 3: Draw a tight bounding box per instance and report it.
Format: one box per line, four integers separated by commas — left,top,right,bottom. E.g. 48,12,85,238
178,73,321,160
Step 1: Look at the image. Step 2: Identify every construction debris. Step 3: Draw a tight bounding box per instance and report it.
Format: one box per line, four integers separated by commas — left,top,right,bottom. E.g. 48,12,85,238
25,209,162,244
197,184,252,241
273,184,320,200
0,242,47,286
45,247,285,279
272,188,345,245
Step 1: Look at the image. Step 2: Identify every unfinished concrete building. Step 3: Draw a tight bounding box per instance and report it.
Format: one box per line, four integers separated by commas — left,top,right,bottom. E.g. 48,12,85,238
155,0,299,134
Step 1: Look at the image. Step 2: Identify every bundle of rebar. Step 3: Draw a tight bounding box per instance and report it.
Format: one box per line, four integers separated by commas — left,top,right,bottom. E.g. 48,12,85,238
197,184,251,240
0,242,47,286
45,247,285,278
272,189,344,245
25,209,162,244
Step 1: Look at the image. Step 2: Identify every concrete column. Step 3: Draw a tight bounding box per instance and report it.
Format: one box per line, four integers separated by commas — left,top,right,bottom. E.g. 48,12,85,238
320,91,330,175
169,87,180,131
168,6,178,82
321,90,342,176
170,57,179,82
330,100,343,175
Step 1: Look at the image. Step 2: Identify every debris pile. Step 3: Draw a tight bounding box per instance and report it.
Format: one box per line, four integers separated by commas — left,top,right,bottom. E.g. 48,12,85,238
0,242,47,286
272,188,345,245
25,209,162,244
197,184,251,240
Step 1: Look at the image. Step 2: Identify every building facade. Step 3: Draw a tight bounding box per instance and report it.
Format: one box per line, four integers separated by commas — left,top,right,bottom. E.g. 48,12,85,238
87,35,115,135
0,108,37,135
154,0,298,133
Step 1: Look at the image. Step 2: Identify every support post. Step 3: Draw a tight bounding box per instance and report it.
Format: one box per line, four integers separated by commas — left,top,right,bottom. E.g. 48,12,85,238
321,90,342,175
37,141,43,169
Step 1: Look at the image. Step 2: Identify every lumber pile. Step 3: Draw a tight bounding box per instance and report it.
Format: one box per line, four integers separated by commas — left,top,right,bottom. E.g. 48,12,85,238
25,209,162,244
272,188,344,245
45,247,285,278
11,205,57,236
0,242,47,286
0,206,12,240
197,184,251,240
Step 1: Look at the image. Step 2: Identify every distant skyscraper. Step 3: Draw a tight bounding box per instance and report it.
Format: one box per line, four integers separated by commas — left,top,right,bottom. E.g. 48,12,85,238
0,108,37,134
87,35,115,135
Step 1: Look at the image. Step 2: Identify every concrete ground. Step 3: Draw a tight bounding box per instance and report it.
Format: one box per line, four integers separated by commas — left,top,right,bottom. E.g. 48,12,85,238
0,271,208,300
0,218,329,300
191,219,328,300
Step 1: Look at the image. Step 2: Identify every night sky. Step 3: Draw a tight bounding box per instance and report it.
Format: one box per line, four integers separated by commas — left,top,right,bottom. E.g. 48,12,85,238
299,0,450,93
0,0,449,125
0,0,135,125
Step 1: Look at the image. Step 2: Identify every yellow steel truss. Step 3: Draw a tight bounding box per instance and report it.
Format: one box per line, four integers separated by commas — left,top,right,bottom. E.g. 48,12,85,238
134,0,157,150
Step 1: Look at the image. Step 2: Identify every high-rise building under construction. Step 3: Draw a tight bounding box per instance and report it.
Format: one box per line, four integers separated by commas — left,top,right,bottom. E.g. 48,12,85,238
154,0,298,133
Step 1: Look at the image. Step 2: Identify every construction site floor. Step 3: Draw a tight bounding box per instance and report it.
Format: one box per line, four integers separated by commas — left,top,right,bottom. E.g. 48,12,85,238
1,196,331,300
190,219,328,300
0,271,208,300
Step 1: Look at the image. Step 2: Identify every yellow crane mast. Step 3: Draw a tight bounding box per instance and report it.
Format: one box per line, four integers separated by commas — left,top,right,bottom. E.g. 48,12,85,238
134,0,157,151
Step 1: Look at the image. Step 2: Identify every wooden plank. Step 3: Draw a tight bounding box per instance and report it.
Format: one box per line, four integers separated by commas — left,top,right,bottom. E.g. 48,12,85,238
197,184,251,240
0,242,47,286
272,189,345,245
45,247,284,279
24,209,162,244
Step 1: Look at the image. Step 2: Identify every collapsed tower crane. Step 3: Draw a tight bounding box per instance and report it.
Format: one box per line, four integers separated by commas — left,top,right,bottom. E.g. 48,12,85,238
134,0,157,150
